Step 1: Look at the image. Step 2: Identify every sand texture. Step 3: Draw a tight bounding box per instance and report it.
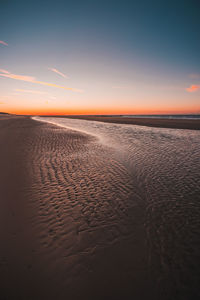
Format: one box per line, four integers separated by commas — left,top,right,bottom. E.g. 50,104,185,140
1,116,200,300
44,115,200,130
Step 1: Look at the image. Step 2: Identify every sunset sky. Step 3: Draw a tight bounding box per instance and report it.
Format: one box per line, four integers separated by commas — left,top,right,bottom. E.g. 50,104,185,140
0,0,200,115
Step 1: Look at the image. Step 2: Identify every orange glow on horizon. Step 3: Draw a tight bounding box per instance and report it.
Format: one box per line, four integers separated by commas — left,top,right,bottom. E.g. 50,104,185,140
2,105,200,116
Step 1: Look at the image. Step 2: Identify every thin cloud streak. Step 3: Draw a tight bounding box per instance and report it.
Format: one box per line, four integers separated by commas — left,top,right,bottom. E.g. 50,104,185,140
49,68,68,78
15,89,48,95
186,85,200,92
0,69,83,93
1,73,35,82
0,40,8,46
34,80,82,92
112,86,131,89
0,69,10,74
189,74,200,79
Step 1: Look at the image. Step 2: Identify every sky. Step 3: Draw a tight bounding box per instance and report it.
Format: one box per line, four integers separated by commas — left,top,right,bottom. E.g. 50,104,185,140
0,0,200,115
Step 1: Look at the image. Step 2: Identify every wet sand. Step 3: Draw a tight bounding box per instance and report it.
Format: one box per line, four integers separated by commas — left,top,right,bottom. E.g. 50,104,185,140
45,115,200,130
0,116,152,300
1,115,200,299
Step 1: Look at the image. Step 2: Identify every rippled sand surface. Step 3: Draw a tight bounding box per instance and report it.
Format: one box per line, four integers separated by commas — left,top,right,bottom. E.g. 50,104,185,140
1,116,200,299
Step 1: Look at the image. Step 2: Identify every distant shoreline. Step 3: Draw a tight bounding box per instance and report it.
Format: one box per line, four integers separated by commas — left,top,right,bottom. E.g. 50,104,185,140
40,115,200,130
1,114,200,130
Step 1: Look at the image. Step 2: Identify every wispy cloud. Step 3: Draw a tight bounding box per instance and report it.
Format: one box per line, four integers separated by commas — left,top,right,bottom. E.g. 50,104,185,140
0,69,10,74
112,86,130,89
15,89,47,95
186,85,200,92
1,72,35,82
0,69,83,92
189,73,200,79
15,89,57,100
49,68,68,78
49,95,57,100
0,40,8,46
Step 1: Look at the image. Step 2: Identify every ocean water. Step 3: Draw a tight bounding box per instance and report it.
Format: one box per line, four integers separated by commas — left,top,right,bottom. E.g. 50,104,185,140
121,114,200,119
33,116,200,299
72,114,200,119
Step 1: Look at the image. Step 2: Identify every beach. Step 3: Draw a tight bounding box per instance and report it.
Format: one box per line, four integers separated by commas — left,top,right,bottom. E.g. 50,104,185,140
1,115,200,300
49,115,200,130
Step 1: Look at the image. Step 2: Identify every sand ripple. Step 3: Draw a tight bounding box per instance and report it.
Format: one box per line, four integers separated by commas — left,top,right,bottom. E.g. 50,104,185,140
33,117,200,299
1,116,199,299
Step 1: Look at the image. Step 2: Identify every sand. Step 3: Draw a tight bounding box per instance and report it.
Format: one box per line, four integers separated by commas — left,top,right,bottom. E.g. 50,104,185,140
0,116,152,300
45,115,200,130
1,115,200,300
